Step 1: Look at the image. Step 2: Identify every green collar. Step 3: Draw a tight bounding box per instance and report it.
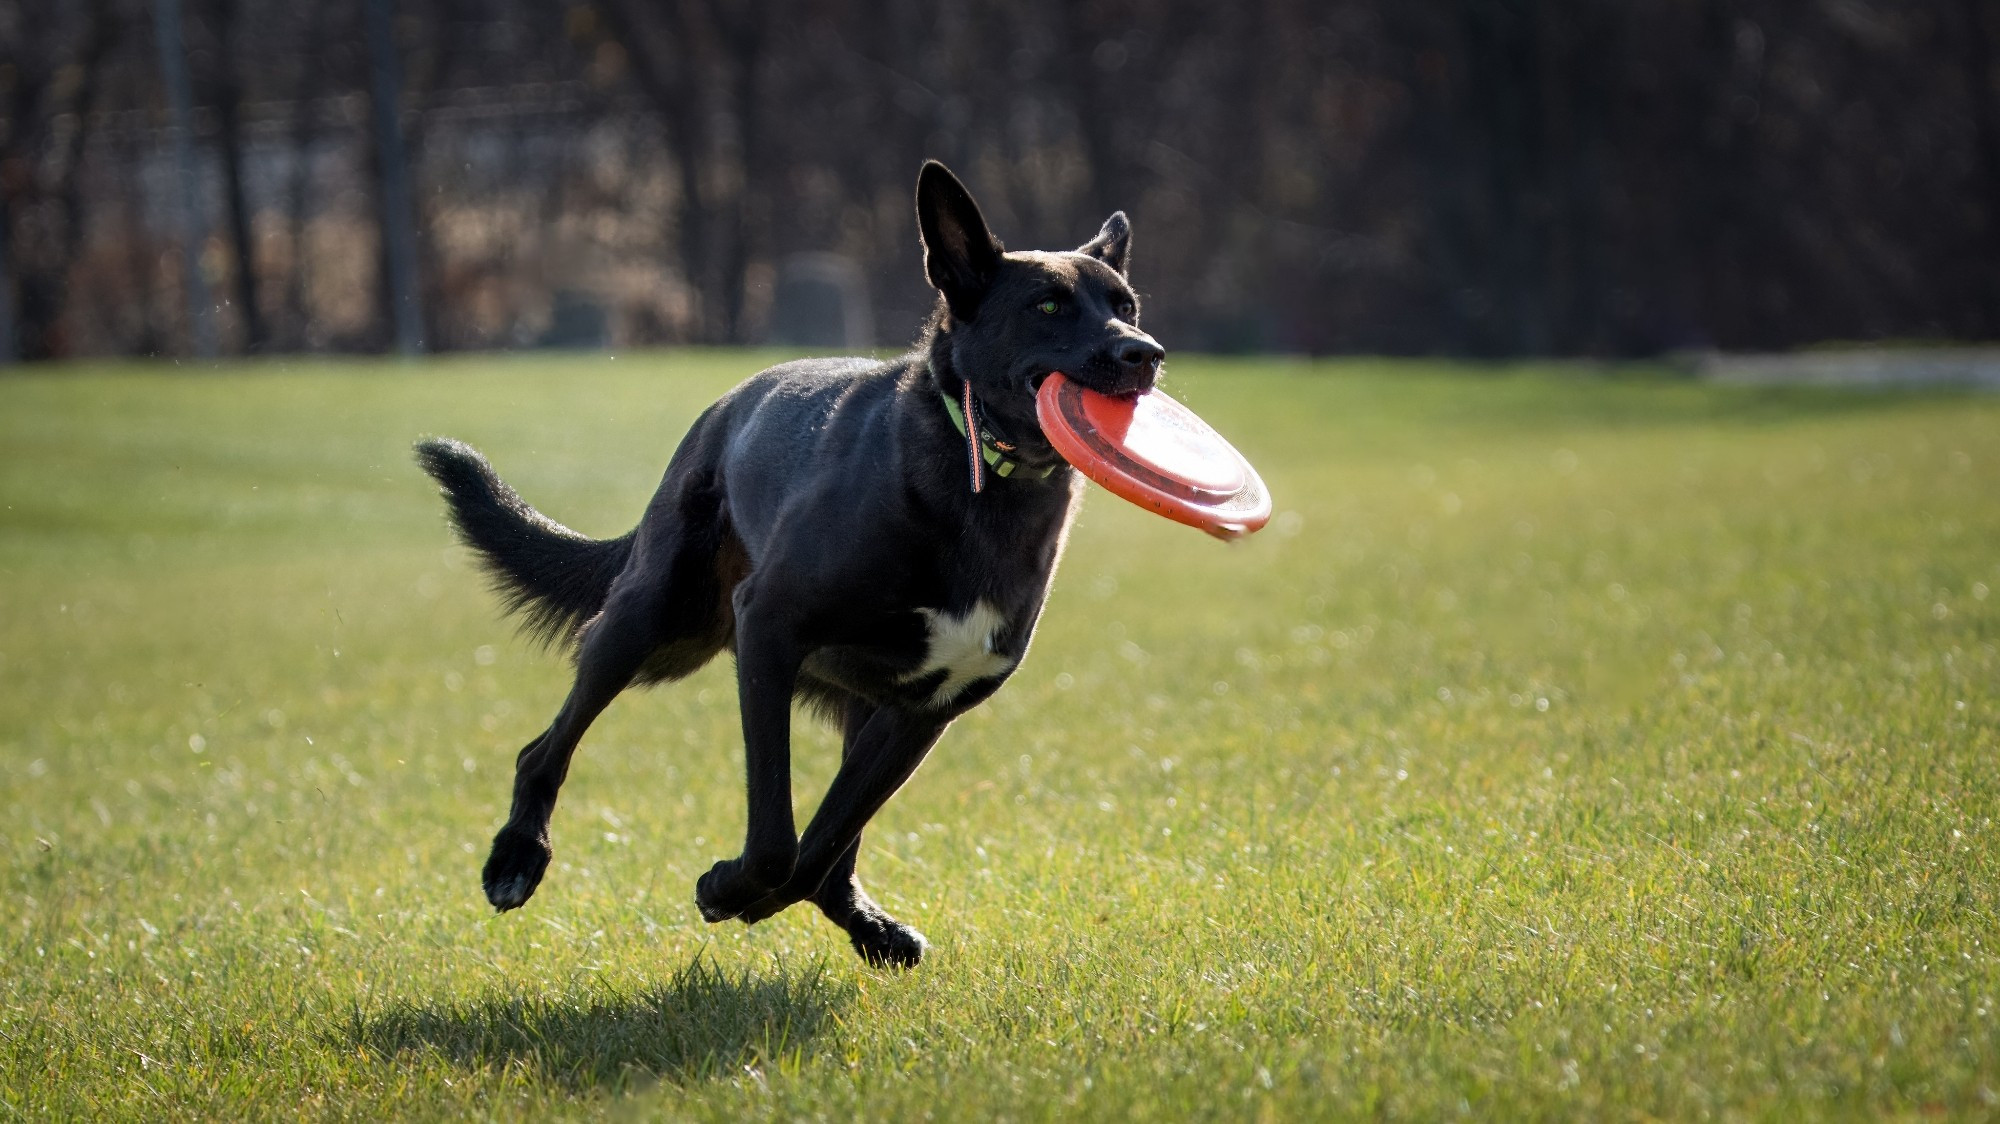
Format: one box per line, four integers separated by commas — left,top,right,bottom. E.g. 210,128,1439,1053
939,388,1057,480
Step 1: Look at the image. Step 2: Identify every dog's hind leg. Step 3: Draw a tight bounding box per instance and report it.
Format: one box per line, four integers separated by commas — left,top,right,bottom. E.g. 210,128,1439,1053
482,577,665,911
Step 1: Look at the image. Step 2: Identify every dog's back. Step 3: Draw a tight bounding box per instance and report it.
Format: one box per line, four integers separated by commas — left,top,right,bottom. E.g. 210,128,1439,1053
420,352,927,671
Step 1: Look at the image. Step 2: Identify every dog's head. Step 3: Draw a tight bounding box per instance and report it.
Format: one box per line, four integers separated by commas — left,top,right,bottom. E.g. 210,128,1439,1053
917,161,1163,409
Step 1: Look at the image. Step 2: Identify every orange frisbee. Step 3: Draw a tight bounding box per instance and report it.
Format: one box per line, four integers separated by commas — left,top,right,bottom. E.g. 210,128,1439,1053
1036,372,1272,540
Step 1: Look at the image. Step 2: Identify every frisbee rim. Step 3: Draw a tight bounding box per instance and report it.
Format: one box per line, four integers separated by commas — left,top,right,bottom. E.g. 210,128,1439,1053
1035,373,1272,539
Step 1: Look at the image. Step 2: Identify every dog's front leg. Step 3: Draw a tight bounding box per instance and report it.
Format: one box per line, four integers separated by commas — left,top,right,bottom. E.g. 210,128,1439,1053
695,583,802,922
810,837,930,969
734,705,947,966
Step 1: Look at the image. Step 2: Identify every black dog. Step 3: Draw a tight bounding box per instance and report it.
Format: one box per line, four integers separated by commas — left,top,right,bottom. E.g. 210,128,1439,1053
416,162,1163,967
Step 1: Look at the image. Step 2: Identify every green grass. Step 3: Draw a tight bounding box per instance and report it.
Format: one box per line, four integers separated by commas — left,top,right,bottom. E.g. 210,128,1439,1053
2,352,1997,1120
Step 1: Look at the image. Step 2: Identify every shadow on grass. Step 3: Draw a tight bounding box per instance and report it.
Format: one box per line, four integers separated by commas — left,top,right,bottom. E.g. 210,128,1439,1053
352,954,851,1092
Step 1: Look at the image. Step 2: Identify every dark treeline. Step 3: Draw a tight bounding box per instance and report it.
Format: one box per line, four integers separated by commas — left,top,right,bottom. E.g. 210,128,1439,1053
3,0,1997,361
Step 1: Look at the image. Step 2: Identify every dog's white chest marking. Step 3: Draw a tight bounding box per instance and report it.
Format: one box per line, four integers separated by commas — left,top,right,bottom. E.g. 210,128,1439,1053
903,601,1014,706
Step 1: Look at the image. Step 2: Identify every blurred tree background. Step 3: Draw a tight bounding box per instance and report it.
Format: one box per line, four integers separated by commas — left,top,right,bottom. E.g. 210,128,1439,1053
2,0,1996,362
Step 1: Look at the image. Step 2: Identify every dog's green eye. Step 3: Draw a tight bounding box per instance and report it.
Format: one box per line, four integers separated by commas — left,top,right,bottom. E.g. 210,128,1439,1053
1037,299,1060,315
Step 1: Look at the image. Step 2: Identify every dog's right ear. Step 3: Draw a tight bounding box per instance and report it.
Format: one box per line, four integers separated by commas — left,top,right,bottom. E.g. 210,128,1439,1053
917,161,1004,320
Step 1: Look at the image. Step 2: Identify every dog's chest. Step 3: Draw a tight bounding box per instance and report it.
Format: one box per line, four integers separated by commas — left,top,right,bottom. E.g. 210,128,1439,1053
899,601,1017,706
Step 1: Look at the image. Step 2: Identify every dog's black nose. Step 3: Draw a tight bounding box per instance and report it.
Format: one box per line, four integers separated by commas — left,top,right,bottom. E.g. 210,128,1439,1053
1115,336,1165,376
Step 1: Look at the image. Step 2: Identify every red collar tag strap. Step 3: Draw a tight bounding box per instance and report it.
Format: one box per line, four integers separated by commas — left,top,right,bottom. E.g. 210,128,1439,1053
961,377,985,493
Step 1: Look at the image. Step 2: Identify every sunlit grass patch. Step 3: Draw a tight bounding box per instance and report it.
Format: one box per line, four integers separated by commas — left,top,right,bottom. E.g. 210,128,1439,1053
1,353,1996,1119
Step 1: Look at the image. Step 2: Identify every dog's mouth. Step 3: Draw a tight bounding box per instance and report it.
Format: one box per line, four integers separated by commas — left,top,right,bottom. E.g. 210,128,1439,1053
1042,366,1158,399
1106,369,1160,397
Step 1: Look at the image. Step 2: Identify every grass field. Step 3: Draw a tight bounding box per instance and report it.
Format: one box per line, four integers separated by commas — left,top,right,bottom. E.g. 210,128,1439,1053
2,352,1997,1120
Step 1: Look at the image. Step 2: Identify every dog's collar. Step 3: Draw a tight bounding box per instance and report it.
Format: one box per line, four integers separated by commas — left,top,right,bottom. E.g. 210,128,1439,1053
937,383,1058,490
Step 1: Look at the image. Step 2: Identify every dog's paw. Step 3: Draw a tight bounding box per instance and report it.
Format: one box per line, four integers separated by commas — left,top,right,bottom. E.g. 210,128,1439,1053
696,854,799,922
694,859,749,923
482,824,551,912
847,911,927,969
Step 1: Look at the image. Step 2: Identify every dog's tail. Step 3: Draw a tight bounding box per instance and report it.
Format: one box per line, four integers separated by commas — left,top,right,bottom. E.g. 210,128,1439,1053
414,438,635,648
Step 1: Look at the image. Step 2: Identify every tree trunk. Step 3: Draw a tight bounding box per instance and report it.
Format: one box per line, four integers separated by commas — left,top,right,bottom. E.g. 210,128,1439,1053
152,0,219,359
364,0,425,355
708,0,768,344
597,0,718,343
282,4,326,350
212,0,266,353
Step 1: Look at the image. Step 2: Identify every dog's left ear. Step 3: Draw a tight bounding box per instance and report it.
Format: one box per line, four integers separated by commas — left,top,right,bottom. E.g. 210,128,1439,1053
1078,211,1131,277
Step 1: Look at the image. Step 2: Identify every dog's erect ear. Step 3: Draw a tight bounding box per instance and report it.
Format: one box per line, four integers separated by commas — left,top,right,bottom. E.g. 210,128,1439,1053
1078,211,1131,277
917,161,1004,319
